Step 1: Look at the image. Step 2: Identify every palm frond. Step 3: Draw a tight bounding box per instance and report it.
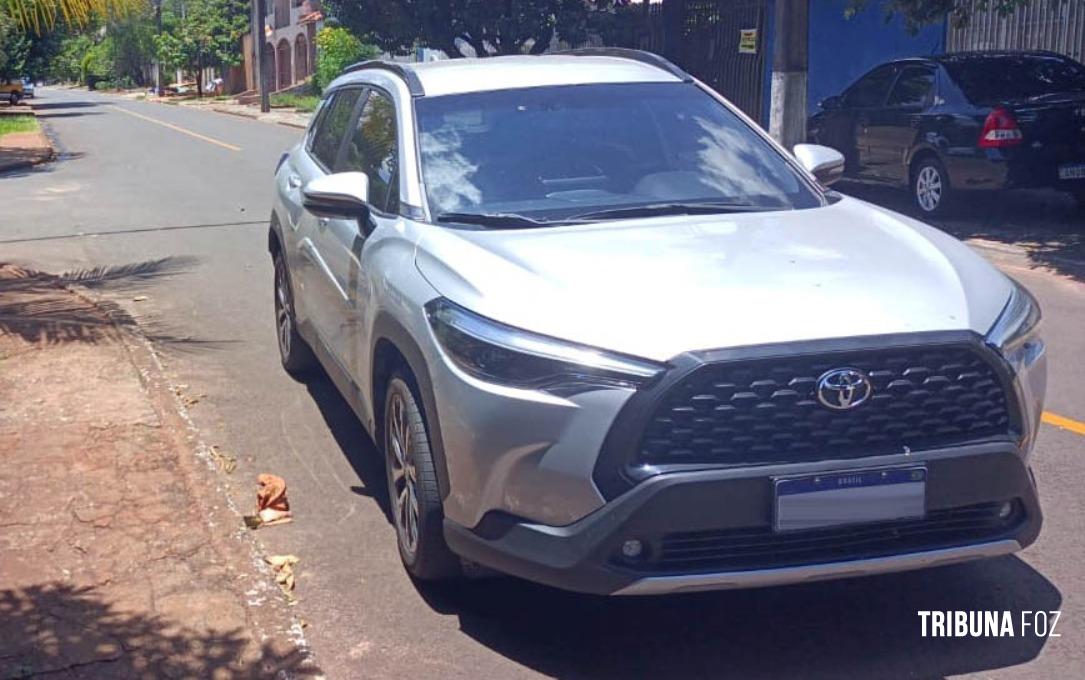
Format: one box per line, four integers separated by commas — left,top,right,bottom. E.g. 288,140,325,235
1,0,146,33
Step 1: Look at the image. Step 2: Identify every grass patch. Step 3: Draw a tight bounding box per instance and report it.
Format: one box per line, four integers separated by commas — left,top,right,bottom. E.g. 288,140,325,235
270,92,319,112
0,115,39,138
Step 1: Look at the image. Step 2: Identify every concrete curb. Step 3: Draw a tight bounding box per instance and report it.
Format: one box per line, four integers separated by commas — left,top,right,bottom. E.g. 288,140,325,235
62,280,323,678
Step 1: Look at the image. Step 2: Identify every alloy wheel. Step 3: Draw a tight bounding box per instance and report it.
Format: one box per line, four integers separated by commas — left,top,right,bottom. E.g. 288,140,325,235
387,392,420,557
915,165,943,212
274,262,292,358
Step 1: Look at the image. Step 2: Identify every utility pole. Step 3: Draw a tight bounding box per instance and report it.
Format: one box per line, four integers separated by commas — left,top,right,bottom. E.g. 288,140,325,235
252,0,271,112
769,0,809,149
153,0,162,95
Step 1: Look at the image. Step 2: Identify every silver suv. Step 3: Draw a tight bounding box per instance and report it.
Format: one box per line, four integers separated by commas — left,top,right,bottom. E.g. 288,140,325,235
270,49,1046,595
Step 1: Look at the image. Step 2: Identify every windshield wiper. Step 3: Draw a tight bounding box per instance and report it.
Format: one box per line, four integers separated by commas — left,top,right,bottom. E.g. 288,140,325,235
435,211,565,229
570,202,776,221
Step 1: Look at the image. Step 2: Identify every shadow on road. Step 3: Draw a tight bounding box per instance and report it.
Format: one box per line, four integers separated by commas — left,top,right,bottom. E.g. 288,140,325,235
28,100,99,110
417,555,1058,679
304,371,393,523
35,111,103,119
839,183,1085,282
0,259,233,352
0,583,320,678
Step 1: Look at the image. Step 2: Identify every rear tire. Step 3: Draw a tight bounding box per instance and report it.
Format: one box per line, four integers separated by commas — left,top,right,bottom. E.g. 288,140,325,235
911,156,952,217
273,250,317,376
384,373,461,581
8,93,19,106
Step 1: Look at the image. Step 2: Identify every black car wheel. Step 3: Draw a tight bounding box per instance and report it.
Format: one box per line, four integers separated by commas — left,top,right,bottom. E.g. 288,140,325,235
273,251,317,376
912,156,951,217
384,373,461,581
8,93,19,106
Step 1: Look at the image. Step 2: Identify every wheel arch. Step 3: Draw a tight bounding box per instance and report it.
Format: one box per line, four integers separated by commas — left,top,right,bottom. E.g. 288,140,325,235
371,312,452,500
267,212,284,257
907,146,945,183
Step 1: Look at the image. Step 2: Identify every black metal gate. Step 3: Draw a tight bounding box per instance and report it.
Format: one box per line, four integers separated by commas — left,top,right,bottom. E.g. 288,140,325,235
674,0,768,123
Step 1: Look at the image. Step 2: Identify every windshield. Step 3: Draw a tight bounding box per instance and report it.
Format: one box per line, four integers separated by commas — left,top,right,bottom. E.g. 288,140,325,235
415,82,821,225
943,54,1085,104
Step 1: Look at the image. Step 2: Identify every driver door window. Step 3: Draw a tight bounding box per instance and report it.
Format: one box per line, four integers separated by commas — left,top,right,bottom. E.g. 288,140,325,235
339,89,400,213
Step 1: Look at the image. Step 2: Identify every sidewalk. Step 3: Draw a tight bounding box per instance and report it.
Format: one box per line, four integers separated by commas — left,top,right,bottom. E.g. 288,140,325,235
113,91,312,130
0,264,320,679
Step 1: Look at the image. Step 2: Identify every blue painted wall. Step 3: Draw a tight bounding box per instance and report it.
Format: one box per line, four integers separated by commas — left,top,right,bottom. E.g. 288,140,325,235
807,0,945,114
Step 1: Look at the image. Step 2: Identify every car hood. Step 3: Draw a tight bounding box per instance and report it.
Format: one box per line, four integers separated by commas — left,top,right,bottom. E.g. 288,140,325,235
414,196,1011,363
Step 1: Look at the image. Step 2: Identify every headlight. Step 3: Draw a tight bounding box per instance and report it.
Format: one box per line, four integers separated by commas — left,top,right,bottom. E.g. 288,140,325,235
425,298,665,390
986,279,1042,354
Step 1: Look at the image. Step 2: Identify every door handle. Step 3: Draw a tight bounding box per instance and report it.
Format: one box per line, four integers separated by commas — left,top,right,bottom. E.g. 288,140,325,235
287,173,302,189
318,218,329,229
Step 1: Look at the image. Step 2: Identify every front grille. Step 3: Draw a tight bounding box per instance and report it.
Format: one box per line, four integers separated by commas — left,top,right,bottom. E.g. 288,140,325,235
644,501,1023,573
637,345,1013,469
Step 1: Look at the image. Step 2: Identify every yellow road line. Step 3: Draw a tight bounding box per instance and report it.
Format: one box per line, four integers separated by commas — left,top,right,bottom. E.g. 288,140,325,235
1042,411,1085,436
108,105,242,152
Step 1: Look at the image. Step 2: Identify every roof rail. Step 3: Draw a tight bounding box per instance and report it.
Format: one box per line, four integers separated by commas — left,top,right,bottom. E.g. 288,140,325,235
555,48,692,82
342,60,426,97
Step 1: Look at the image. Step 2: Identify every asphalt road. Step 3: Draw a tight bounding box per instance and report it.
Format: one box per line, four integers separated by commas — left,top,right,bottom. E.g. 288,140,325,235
3,87,1085,679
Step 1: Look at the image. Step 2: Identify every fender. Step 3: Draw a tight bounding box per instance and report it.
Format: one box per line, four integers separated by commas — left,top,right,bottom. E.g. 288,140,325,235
371,311,452,500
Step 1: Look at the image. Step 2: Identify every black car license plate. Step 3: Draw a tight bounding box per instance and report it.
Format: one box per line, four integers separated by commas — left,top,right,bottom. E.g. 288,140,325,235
774,467,926,533
1058,162,1085,180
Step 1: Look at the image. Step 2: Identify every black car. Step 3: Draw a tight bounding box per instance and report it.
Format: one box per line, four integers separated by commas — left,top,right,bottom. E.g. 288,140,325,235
809,50,1085,215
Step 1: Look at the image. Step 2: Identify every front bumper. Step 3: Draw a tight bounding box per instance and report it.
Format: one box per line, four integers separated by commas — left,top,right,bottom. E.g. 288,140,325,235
444,441,1041,595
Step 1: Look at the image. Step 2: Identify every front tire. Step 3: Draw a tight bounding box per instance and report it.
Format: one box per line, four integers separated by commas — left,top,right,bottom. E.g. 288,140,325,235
912,156,952,217
384,374,460,581
273,250,316,376
8,93,19,106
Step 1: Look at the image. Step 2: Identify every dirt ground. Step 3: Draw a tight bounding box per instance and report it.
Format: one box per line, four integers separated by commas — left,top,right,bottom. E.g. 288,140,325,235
0,264,320,679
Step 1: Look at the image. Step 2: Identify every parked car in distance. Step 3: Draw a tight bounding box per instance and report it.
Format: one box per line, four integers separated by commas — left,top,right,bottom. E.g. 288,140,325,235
0,78,24,105
270,49,1046,596
809,50,1085,215
22,79,35,98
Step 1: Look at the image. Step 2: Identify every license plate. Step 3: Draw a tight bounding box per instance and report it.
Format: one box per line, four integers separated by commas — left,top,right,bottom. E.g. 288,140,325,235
773,467,926,533
1058,163,1085,180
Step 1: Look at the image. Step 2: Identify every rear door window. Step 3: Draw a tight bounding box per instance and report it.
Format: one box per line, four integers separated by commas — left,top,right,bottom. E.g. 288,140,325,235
943,54,1085,104
309,89,363,170
844,65,899,108
888,67,936,108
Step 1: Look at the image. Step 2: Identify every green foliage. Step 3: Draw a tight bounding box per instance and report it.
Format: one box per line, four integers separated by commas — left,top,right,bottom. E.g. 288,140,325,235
152,0,248,95
0,11,31,79
0,0,141,35
847,1,1040,32
314,26,379,92
324,0,618,58
0,114,39,137
270,91,320,112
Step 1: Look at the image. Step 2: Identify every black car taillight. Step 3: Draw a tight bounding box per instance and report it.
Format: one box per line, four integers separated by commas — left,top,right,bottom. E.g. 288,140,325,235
979,107,1023,148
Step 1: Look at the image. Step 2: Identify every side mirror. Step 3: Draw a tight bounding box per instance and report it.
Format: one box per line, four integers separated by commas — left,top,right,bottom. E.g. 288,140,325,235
302,172,371,221
793,144,845,186
819,95,843,111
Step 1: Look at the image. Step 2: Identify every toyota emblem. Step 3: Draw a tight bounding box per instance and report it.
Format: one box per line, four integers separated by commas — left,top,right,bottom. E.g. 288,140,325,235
816,368,873,411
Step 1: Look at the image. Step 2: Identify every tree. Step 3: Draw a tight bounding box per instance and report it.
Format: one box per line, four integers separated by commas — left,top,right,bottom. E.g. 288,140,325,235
324,0,618,58
153,0,247,96
0,11,32,79
848,0,1047,33
314,26,379,92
